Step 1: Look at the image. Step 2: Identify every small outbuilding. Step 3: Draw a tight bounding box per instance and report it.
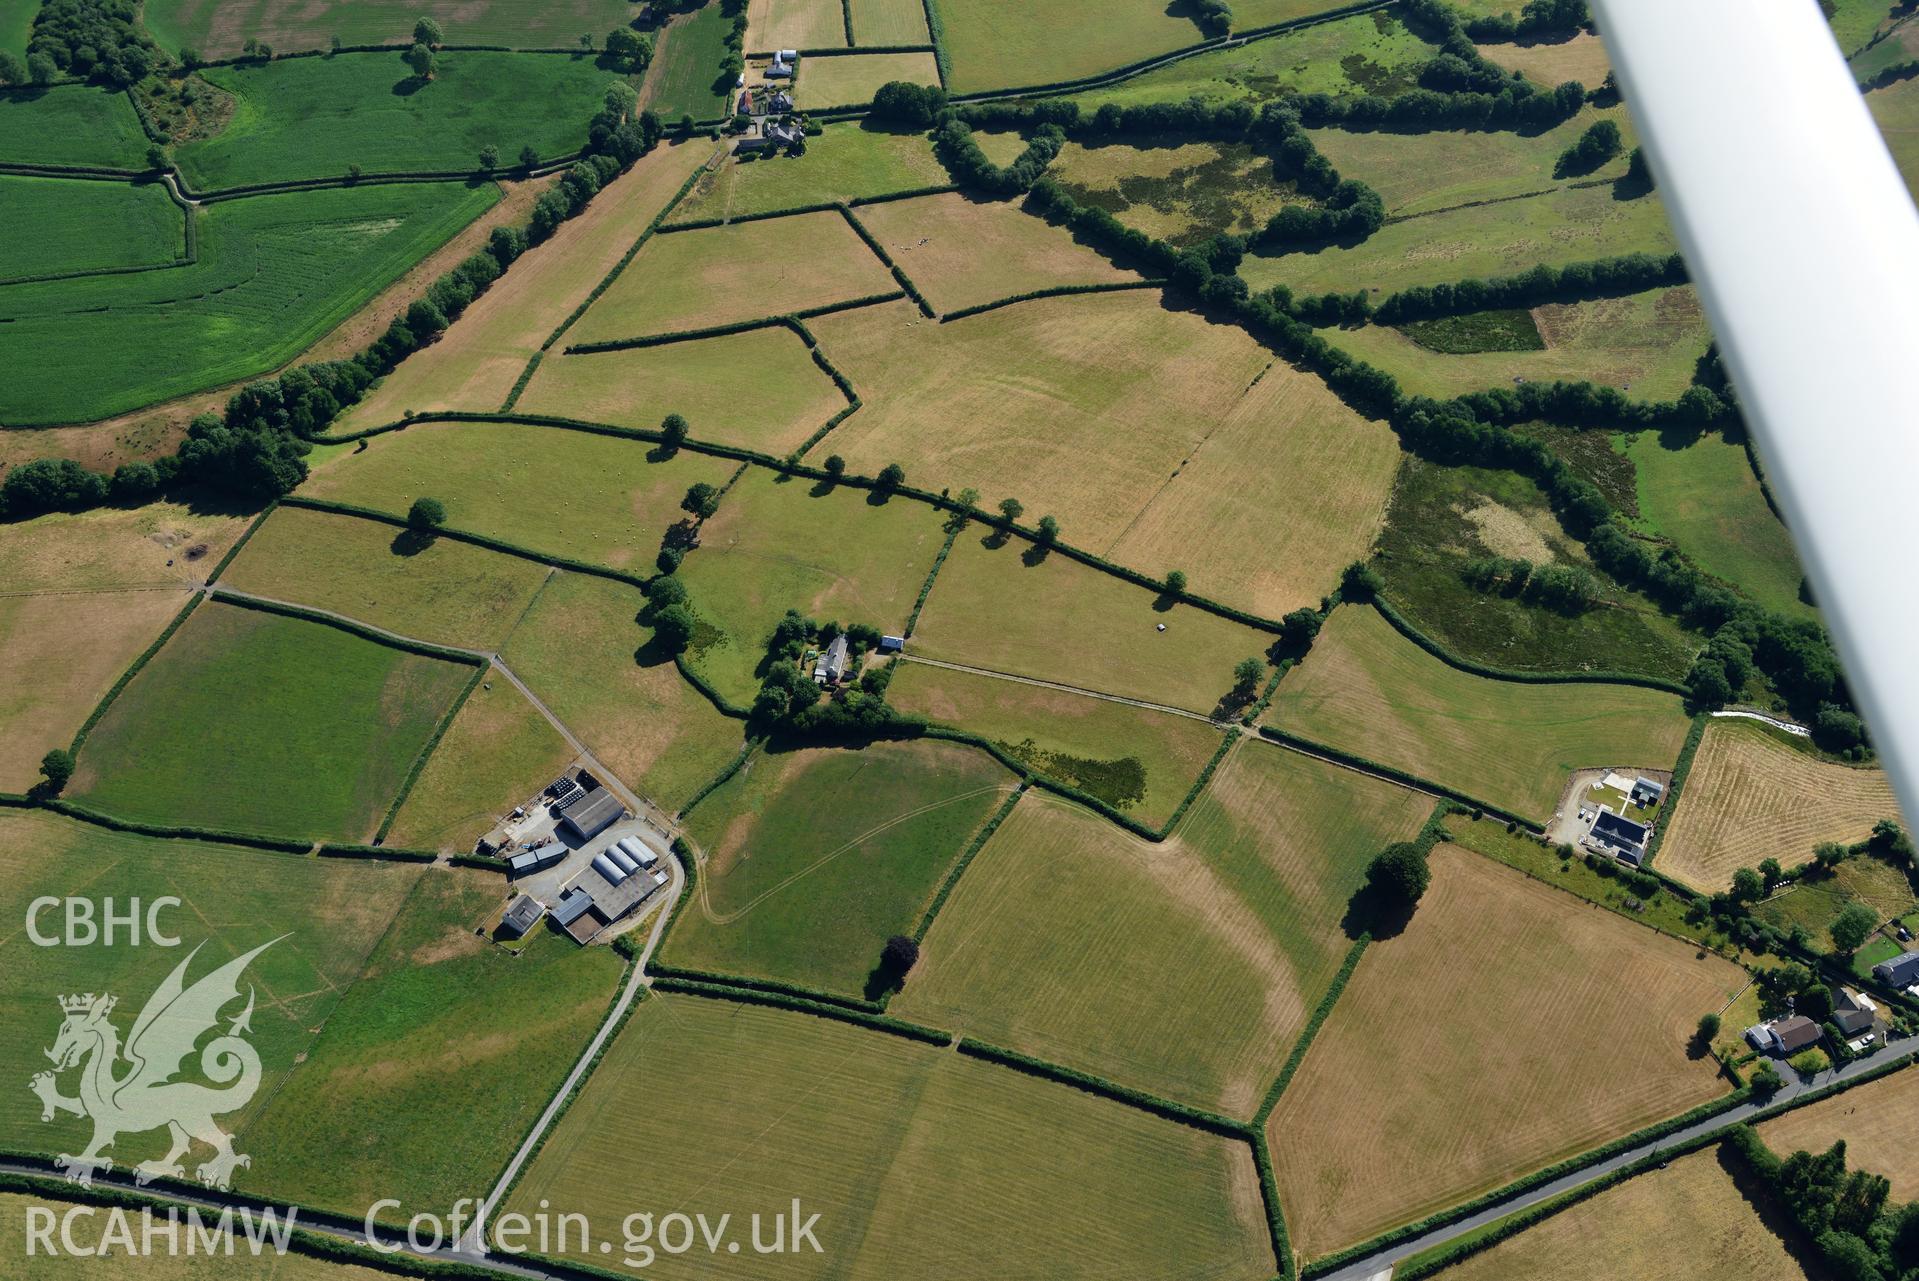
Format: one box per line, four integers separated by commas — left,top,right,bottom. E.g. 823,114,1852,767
499,894,545,939
879,635,904,653
507,844,566,878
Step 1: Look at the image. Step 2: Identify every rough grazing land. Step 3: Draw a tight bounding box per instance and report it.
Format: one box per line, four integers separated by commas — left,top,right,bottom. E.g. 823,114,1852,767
850,0,931,44
566,209,897,344
849,191,1139,313
1048,139,1311,248
507,993,1277,1280
500,572,743,814
69,603,473,841
665,739,1011,996
1479,31,1613,90
0,500,252,593
384,677,577,852
142,0,636,58
1657,721,1902,893
798,51,942,107
748,0,847,49
898,745,1432,1116
1270,846,1745,1260
0,176,184,283
1422,1148,1811,1281
332,140,711,431
221,505,551,650
669,123,947,223
1759,1069,1919,1201
1266,605,1691,821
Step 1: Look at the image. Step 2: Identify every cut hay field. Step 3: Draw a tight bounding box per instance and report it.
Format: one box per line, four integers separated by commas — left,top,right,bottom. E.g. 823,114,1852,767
69,602,474,841
0,590,187,791
177,52,612,189
850,191,1139,313
669,123,946,223
243,864,623,1220
1322,287,1710,402
1268,845,1745,1260
0,499,253,592
800,50,941,106
385,676,577,851
1759,1069,1919,1200
301,421,739,573
910,530,1277,714
748,0,847,49
0,176,184,283
1480,31,1613,89
505,992,1277,1280
1868,77,1919,200
1239,181,1675,298
330,141,710,431
517,324,846,453
1413,1147,1811,1281
850,0,930,44
0,808,421,1159
220,505,551,649
2,181,500,427
566,209,896,344
0,84,150,168
1622,428,1811,619
1265,605,1692,820
1048,139,1309,248
142,0,636,58
887,659,1226,825
1309,105,1633,218
665,739,1011,996
897,743,1433,1115
0,1199,410,1281
675,467,948,705
1656,720,1902,894
500,572,744,813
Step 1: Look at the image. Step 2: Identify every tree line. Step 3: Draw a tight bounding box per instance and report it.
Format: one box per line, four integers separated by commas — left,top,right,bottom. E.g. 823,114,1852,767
1370,252,1687,324
1461,0,1590,43
1724,1126,1919,1281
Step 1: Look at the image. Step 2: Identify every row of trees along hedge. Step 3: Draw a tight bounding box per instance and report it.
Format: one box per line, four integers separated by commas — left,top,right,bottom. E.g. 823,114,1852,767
0,93,667,523
1722,1124,1919,1281
929,116,1065,195
1369,252,1688,324
1462,0,1590,42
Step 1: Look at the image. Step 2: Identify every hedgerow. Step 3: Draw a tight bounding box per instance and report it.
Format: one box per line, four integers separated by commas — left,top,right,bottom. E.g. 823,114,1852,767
372,663,486,844
642,964,883,1013
1257,724,1536,830
67,593,201,755
653,976,954,1044
212,589,487,666
1371,252,1688,324
315,843,437,862
1642,713,1707,867
911,783,1026,941
1255,934,1369,1122
954,1038,1247,1137
39,799,313,852
937,278,1162,322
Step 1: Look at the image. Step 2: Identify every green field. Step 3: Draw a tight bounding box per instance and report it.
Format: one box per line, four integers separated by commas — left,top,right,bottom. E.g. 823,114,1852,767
0,181,498,426
1622,428,1813,618
896,743,1433,1115
242,864,623,1220
500,571,746,813
664,739,1011,996
0,0,33,57
386,676,577,850
671,122,947,223
69,602,475,841
0,177,184,283
1753,855,1919,955
1266,604,1692,821
176,52,613,189
506,991,1277,1279
0,808,423,1161
935,0,1202,92
221,505,552,649
850,0,930,44
1829,0,1897,56
647,0,732,120
143,0,638,57
0,84,150,168
302,421,740,574
676,468,948,705
799,50,941,107
887,659,1227,824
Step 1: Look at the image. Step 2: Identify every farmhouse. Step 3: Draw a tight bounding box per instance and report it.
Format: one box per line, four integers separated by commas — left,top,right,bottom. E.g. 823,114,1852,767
557,787,625,843
499,894,545,939
1583,808,1652,865
814,633,850,685
768,91,794,113
1745,1014,1822,1057
1873,950,1919,988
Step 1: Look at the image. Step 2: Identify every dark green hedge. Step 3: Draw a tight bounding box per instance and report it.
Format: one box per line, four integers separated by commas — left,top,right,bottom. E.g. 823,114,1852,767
676,737,760,818
1641,713,1707,868
659,200,841,232
211,588,487,666
1257,724,1539,831
373,663,486,843
956,1038,1247,1136
938,278,1164,322
672,655,752,722
1255,933,1369,1124
904,524,960,635
847,183,959,207
41,799,314,852
837,205,935,316
1251,1135,1296,1281
449,852,509,871
912,783,1026,940
643,964,883,1013
203,500,276,584
563,290,905,353
1159,730,1237,833
654,976,954,1044
1371,596,1692,695
315,843,438,862
68,593,202,756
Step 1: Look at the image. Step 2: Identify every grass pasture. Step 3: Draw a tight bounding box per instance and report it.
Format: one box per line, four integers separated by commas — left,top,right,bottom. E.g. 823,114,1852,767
1868,75,1919,200
910,530,1278,714
385,676,577,851
1656,720,1902,894
566,209,897,344
220,505,551,649
0,176,184,283
331,140,710,431
1048,138,1309,247
0,0,31,57
499,571,744,813
1266,605,1692,820
644,1,733,120
0,84,150,168
886,659,1226,824
934,0,1208,93
516,324,848,454
302,420,739,573
668,122,947,223
799,50,941,106
69,602,474,841
1479,30,1613,88
505,991,1277,1280
850,0,930,44
849,190,1139,313
666,739,1011,996
1269,845,1745,1260
177,52,613,189
2,181,500,427
1759,1068,1919,1200
897,743,1433,1115
748,0,847,49
675,467,948,705
0,499,254,593
142,0,637,58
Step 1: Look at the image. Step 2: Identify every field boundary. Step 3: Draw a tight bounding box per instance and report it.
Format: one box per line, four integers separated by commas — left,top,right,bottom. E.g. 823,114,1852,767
0,171,195,287
1641,712,1707,869
65,592,203,757
836,203,936,317
643,964,884,1013
1369,596,1694,696
903,521,961,635
208,589,490,667
1255,934,1369,1123
909,782,1026,940
0,792,315,853
560,290,905,352
1256,724,1541,831
651,975,954,1043
953,1037,1247,1137
937,277,1163,322
372,662,487,844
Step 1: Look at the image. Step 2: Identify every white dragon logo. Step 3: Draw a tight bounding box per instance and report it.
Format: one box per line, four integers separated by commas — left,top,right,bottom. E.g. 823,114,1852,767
30,937,283,1190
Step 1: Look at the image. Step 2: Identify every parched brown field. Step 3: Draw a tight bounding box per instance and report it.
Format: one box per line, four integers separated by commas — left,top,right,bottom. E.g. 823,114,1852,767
1657,721,1903,893
1421,1148,1810,1281
896,742,1433,1116
332,141,713,432
800,51,942,108
807,294,1274,552
513,324,848,454
0,500,252,593
1480,31,1613,89
850,0,930,44
566,209,898,345
1269,845,1745,1259
748,0,848,49
850,192,1139,313
1759,1068,1919,1200
0,591,187,791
